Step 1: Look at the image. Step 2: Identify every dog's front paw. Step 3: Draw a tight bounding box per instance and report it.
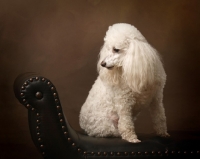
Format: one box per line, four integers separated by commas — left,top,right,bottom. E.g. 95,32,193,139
127,138,141,143
122,134,141,143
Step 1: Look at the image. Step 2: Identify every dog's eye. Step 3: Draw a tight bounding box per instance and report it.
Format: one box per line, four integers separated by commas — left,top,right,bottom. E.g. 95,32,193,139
113,48,120,53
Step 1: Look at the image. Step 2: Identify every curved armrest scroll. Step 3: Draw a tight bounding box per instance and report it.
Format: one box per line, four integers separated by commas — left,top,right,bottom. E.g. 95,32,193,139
13,73,80,159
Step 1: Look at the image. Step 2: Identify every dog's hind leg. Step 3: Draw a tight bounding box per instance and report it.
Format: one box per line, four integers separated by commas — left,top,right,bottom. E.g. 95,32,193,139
108,112,119,129
149,92,170,137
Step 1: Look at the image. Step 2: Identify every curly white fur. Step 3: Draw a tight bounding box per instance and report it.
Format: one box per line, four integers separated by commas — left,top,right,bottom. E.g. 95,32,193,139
79,23,169,143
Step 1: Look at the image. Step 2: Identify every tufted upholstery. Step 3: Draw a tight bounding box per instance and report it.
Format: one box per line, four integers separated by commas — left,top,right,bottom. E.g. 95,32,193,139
13,73,200,159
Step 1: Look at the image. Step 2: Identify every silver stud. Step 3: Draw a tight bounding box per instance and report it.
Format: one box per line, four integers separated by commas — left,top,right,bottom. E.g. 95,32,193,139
36,120,40,123
42,78,45,81
145,152,148,154
29,78,33,82
55,99,58,102
51,87,54,90
24,82,28,86
64,132,67,135
78,148,81,152
103,152,107,156
60,119,63,122
47,82,51,85
124,152,128,155
62,126,65,129
53,93,57,96
137,152,141,155
23,99,26,102
131,152,135,155
40,145,44,148
68,138,71,141
42,152,45,155
38,138,41,141
83,151,87,155
26,104,30,108
110,152,114,155
20,93,24,96
35,77,39,80
57,106,60,109
97,152,101,156
117,152,120,156
21,86,25,90
72,143,75,146
36,113,40,116
31,108,35,111
35,92,43,99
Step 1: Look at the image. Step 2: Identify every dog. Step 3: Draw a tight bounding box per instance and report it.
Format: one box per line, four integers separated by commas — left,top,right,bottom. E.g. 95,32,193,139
79,23,169,143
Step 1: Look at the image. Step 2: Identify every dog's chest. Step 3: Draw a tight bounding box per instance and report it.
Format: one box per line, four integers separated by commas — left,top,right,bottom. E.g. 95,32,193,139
107,84,154,110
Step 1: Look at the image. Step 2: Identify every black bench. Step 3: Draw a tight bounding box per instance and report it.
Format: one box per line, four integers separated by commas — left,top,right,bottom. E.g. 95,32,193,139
13,73,200,159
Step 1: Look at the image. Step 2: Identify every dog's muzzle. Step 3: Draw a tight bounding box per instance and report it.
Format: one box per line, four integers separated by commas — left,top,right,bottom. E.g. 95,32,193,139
101,61,114,69
101,61,106,67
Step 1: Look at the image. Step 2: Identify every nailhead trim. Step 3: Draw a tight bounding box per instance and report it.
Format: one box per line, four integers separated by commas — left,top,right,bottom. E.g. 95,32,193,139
80,150,200,156
19,76,200,158
20,77,48,157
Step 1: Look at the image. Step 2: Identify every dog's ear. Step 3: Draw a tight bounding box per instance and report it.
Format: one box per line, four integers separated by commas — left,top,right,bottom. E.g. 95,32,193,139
123,40,161,93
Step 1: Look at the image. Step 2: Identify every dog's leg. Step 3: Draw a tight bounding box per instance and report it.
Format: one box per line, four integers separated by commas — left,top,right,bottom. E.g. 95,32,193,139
116,104,141,143
149,93,170,137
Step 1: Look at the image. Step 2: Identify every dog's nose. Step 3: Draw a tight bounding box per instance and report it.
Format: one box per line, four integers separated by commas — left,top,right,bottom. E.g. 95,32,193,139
101,61,106,67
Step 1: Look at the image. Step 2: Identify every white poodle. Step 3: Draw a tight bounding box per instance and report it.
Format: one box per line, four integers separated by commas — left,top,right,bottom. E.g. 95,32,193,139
79,23,169,143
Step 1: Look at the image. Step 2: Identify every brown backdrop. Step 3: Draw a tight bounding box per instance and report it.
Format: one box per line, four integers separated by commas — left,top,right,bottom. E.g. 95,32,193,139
0,0,200,158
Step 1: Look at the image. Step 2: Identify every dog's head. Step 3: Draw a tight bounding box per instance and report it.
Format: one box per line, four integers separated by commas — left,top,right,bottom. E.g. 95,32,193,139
98,23,162,93
98,23,146,70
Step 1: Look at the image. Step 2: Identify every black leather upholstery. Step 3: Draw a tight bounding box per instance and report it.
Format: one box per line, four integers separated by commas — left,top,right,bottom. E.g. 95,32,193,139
13,73,200,159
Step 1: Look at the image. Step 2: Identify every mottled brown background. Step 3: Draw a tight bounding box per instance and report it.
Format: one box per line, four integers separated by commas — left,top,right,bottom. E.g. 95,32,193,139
0,0,200,158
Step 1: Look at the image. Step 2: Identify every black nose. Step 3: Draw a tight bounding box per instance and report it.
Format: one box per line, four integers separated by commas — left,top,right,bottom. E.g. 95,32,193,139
101,61,106,67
